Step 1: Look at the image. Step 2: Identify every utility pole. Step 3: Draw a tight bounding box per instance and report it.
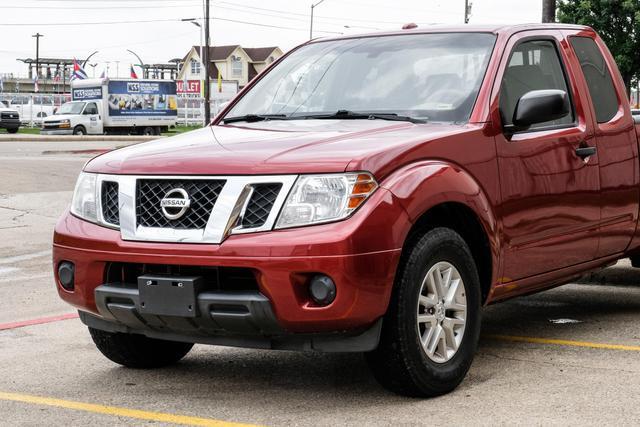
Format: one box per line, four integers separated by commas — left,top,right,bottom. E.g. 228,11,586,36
542,0,556,23
204,0,211,124
32,33,44,79
464,0,472,24
310,0,326,39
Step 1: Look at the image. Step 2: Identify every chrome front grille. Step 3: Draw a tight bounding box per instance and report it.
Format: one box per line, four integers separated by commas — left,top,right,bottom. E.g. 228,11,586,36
242,183,283,228
101,181,119,226
136,179,225,229
1,112,18,120
93,174,297,244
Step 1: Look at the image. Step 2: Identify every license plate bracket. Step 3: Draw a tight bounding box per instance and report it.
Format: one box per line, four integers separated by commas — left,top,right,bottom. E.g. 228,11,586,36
137,275,202,317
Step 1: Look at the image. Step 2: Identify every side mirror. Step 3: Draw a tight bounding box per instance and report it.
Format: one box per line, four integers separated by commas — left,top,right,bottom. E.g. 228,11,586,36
510,89,570,131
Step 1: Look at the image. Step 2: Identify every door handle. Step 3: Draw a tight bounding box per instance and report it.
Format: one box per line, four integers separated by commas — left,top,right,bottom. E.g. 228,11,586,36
575,145,596,159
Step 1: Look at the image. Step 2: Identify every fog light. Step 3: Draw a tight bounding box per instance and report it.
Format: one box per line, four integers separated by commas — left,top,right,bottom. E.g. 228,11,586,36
58,261,75,291
309,275,336,306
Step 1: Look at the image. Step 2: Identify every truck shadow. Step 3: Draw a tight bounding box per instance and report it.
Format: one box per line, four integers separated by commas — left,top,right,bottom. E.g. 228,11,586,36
85,280,640,406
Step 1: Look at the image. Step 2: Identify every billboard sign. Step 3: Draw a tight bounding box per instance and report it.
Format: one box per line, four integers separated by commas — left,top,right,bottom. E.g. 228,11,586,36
72,87,103,101
177,80,201,97
107,80,178,116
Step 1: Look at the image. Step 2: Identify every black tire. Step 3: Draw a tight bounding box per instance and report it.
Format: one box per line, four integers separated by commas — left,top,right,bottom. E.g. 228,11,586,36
141,126,155,136
88,327,193,369
366,227,482,397
6,127,19,134
630,255,640,268
73,125,86,136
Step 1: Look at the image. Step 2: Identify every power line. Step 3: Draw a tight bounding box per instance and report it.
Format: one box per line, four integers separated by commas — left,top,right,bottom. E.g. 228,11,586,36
213,16,343,34
0,18,183,26
216,1,440,25
1,1,386,28
0,4,201,10
211,4,380,29
0,16,343,34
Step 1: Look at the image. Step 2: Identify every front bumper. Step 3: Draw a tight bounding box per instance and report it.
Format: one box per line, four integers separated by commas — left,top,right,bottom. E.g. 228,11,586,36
0,118,19,130
41,128,73,135
53,187,409,346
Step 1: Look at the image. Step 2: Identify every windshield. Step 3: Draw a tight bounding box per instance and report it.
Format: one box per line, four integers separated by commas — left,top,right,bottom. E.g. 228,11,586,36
56,102,85,115
225,32,496,123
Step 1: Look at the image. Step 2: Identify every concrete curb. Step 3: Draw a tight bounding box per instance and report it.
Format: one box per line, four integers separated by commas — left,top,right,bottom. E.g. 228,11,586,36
0,134,164,142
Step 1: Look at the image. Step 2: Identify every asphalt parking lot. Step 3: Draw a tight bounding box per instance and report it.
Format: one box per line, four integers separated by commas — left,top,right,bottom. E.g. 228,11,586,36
2,138,640,426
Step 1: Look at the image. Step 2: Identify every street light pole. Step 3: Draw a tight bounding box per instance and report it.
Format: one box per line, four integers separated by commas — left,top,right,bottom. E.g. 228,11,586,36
32,33,44,79
542,0,556,23
204,0,211,124
310,0,326,40
182,19,205,126
127,50,145,78
464,0,472,24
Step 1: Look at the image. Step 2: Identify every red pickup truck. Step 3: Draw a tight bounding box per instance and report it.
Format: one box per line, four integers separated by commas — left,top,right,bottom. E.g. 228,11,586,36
53,23,640,397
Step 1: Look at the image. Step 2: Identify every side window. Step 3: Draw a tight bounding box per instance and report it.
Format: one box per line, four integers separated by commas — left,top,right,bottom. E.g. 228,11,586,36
231,56,243,77
190,59,200,75
84,103,98,115
500,40,574,129
569,36,619,123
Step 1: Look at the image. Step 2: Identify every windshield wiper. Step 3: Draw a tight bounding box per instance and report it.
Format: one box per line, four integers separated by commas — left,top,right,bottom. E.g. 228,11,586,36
293,110,427,124
223,114,287,124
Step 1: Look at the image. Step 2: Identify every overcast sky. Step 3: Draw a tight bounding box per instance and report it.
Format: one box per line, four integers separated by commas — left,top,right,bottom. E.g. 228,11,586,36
0,0,542,78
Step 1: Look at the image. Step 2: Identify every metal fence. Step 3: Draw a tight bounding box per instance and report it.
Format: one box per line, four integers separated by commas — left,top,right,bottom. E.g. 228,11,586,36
177,97,231,126
0,92,232,127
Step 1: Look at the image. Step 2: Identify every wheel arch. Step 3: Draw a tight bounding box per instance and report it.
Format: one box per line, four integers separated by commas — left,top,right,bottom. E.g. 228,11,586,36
381,160,499,304
73,124,87,134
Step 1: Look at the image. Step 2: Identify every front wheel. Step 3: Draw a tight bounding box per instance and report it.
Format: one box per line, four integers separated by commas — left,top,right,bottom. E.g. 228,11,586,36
88,327,193,369
72,126,86,136
366,227,482,397
6,127,19,134
141,126,156,136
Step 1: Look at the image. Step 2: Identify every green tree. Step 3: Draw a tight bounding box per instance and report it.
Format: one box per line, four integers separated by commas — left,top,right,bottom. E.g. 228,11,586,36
558,0,640,93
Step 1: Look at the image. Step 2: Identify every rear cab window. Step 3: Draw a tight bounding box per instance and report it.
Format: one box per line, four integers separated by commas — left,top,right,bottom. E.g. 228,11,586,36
569,36,620,123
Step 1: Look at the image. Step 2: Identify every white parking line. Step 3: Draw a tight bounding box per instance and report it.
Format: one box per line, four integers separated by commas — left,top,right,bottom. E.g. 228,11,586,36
0,273,51,284
0,250,50,265
0,267,19,275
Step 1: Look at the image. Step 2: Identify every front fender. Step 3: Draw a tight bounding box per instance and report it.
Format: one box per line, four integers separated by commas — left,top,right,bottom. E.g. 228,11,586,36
380,160,500,293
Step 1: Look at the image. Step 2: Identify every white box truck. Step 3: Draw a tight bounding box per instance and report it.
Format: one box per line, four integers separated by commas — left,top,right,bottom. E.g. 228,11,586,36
41,78,178,135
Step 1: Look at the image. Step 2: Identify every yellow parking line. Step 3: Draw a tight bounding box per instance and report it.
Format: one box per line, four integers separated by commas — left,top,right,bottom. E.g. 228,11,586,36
485,334,640,352
0,391,258,427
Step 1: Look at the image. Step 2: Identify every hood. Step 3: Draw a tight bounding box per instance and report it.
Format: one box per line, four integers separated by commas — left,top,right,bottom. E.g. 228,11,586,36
84,120,476,179
0,107,18,114
44,114,76,122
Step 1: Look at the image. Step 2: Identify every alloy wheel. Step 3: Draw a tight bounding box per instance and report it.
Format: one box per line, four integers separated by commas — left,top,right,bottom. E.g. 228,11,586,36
416,261,467,363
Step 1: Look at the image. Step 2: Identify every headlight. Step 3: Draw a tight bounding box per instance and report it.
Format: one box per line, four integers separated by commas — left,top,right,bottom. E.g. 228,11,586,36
275,172,377,229
59,119,71,128
70,172,98,223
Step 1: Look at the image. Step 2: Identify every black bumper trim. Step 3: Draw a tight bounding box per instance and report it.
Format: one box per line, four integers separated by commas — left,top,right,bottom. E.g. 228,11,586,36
95,283,283,335
85,283,382,353
0,119,20,129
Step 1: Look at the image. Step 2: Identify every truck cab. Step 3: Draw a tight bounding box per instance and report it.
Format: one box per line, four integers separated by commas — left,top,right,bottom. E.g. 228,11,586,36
53,24,640,398
42,100,102,135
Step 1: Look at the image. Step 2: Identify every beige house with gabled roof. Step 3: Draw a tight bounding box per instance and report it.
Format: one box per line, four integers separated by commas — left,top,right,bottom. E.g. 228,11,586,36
178,45,283,88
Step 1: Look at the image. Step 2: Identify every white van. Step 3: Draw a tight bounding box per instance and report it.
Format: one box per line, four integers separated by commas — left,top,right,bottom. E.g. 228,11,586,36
41,78,178,135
